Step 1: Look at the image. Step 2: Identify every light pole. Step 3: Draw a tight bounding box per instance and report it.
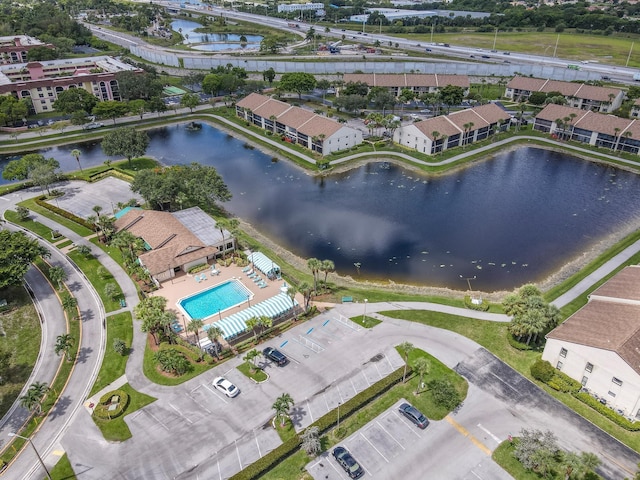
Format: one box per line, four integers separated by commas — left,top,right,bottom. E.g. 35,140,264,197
337,401,341,429
247,294,251,307
8,433,52,480
362,299,368,325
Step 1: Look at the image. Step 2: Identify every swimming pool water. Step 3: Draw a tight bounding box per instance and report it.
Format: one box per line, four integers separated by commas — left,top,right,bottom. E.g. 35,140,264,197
179,280,251,320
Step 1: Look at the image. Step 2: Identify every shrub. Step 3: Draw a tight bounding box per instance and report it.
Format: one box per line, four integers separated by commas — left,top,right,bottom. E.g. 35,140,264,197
574,392,640,431
530,359,555,382
34,196,94,230
113,338,127,355
15,206,30,221
154,348,192,376
464,295,490,312
93,389,129,419
547,371,581,393
428,378,462,410
187,263,208,274
507,333,532,351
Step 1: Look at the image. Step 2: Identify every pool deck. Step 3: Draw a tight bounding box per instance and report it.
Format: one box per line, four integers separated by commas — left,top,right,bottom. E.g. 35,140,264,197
148,262,302,338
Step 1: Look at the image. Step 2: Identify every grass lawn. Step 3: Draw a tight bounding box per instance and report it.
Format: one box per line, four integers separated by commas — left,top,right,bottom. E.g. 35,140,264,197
492,440,541,480
0,286,41,418
264,348,466,480
142,339,214,386
4,209,58,240
49,453,76,479
274,417,297,443
90,312,133,396
67,250,122,312
17,199,93,237
237,361,268,382
349,315,381,328
91,383,156,442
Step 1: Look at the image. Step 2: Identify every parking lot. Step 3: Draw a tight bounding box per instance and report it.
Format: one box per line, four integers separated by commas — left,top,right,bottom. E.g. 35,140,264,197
307,399,512,480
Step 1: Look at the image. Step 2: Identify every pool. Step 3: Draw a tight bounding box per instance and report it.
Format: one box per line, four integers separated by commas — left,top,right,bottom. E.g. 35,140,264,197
178,279,252,320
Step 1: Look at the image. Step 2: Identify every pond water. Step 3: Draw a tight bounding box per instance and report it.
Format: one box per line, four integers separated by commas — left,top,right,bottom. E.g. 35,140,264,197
171,19,262,51
3,123,640,291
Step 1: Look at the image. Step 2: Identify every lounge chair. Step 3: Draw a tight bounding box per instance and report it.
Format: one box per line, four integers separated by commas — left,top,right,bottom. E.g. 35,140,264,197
253,276,263,283
246,269,254,276
211,269,220,276
242,266,251,273
258,282,268,289
247,273,256,279
201,274,207,281
195,275,201,283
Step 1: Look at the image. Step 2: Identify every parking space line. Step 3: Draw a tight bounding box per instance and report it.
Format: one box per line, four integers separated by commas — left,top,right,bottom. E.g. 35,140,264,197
477,423,502,444
169,402,192,424
254,430,262,457
376,421,405,450
391,411,422,437
384,353,395,371
349,377,358,395
373,362,383,379
235,440,243,469
336,383,345,403
323,392,330,412
187,395,212,415
362,370,371,386
216,459,222,480
144,409,169,431
204,384,228,404
306,400,315,422
445,416,491,456
360,432,389,463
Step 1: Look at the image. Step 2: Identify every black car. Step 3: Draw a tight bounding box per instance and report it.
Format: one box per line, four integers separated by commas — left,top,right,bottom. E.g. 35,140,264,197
332,446,364,479
399,402,429,429
263,347,289,366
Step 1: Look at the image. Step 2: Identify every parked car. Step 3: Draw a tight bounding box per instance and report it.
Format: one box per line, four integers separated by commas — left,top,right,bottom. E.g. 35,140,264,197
398,402,429,429
481,55,491,59
213,377,240,397
83,122,104,130
263,347,288,366
332,446,364,479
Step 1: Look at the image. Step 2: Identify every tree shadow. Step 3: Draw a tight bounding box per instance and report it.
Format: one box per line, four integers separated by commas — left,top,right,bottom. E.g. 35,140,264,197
67,281,82,293
81,308,94,323
48,395,72,420
77,346,93,364
289,404,308,429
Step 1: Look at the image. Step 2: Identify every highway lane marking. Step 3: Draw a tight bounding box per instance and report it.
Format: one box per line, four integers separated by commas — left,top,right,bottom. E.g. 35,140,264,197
360,431,389,462
445,416,491,456
477,423,501,444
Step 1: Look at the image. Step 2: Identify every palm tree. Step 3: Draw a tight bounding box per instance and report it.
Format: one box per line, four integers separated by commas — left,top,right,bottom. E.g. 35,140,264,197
246,317,260,342
86,214,99,235
55,333,75,361
431,131,440,154
298,282,313,312
412,357,430,393
49,265,67,291
307,258,322,293
187,318,204,348
71,149,83,172
19,381,49,416
216,217,239,260
92,205,103,218
207,325,224,358
61,293,78,320
320,259,335,289
243,348,260,373
613,127,621,151
269,115,277,134
272,392,294,427
257,315,272,338
399,341,414,383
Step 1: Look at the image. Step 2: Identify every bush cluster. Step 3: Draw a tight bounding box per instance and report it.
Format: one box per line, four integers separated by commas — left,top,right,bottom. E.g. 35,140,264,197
507,333,533,351
530,359,555,382
547,370,581,393
230,366,408,480
88,168,134,183
187,263,208,274
93,389,129,420
574,392,640,431
464,295,490,312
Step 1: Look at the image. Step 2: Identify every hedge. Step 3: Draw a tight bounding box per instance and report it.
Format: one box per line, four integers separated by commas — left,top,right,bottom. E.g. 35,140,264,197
93,389,129,420
34,195,94,230
574,392,640,431
463,295,490,312
229,366,408,480
547,370,581,393
88,167,134,183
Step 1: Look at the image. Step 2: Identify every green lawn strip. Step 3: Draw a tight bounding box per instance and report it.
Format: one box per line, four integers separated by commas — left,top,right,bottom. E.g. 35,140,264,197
56,239,73,249
91,383,156,442
89,237,127,269
237,362,268,382
3,209,56,240
382,310,640,453
90,312,133,396
49,453,76,479
492,440,541,480
67,157,160,183
0,286,41,419
264,349,466,479
16,198,93,237
274,418,297,443
67,250,122,312
349,315,381,328
142,341,214,386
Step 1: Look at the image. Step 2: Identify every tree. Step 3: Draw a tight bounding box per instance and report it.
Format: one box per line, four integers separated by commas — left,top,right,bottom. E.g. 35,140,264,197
300,426,321,456
53,88,98,114
368,87,396,115
15,205,30,221
92,100,130,124
0,231,49,289
104,283,119,301
19,381,49,416
147,96,167,116
398,88,416,113
70,149,83,172
243,348,261,373
49,265,67,290
2,153,59,182
278,72,317,99
136,296,169,345
439,85,465,113
0,95,28,126
412,357,430,393
428,379,461,409
320,259,335,288
514,428,559,472
528,91,547,105
298,282,313,312
343,81,369,96
307,258,321,293
334,94,368,114
246,317,260,342
61,293,78,320
116,71,162,101
101,127,150,168
154,348,191,375
128,99,147,119
29,162,59,196
113,338,127,356
54,333,74,361
187,318,205,351
504,285,560,345
272,392,294,426
0,346,13,385
180,93,200,113
399,341,413,383
207,325,224,358
263,67,276,85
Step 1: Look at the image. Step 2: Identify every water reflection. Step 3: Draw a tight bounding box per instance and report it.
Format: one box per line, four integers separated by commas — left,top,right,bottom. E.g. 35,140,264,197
2,123,640,291
171,19,262,50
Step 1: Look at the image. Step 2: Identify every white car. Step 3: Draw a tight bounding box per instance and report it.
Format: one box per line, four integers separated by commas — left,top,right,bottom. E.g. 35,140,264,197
213,377,239,397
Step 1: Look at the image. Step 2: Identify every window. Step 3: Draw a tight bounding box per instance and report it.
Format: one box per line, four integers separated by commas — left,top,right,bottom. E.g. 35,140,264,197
556,361,563,370
585,362,593,373
581,376,588,386
559,348,568,358
612,377,623,386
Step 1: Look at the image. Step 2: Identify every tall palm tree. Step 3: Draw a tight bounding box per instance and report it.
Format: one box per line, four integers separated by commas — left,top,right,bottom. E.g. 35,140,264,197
207,325,224,359
188,318,204,348
48,265,67,291
54,334,75,361
298,282,313,312
431,131,440,154
272,392,294,426
307,258,322,293
19,381,49,416
399,341,414,383
258,315,272,338
320,259,335,289
61,293,78,320
92,205,103,218
71,149,83,172
246,317,260,342
243,348,260,373
412,357,430,393
86,214,99,235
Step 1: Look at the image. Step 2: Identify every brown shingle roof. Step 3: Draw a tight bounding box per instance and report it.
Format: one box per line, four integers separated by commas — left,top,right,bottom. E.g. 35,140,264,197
413,116,461,139
547,300,640,375
411,104,510,139
536,104,640,137
507,76,622,102
236,92,270,111
277,107,315,128
591,266,640,303
297,116,341,138
342,73,469,88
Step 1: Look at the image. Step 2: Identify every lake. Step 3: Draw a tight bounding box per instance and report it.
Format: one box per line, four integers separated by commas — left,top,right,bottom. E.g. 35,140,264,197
3,122,640,291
